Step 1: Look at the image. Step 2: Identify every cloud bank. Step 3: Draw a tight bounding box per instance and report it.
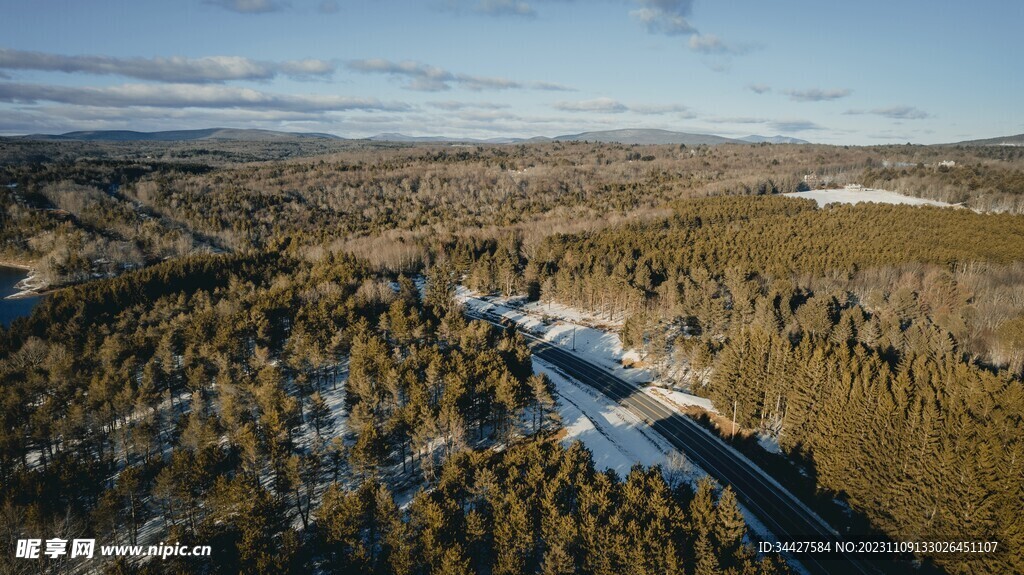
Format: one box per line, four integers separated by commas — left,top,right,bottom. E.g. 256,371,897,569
346,58,572,92
785,88,852,102
0,82,408,113
631,0,697,36
0,49,334,83
205,0,287,14
847,106,931,120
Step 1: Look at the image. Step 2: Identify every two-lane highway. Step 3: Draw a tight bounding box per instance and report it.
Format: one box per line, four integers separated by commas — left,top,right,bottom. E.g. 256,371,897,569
471,310,880,575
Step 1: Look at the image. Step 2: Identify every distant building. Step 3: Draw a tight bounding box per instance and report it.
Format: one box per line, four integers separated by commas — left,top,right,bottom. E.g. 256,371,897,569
939,160,956,168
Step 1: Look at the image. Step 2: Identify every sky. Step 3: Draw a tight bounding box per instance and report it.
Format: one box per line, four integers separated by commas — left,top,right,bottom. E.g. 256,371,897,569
0,0,1021,144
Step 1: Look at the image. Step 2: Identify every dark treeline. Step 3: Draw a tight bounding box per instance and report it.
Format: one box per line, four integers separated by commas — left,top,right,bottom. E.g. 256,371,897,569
460,196,1024,574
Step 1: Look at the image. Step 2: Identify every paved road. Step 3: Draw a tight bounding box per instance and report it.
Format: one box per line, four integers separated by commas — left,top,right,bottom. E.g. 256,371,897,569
472,311,880,575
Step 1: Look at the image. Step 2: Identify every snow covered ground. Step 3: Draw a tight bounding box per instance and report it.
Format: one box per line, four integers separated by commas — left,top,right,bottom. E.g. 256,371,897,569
537,356,787,554
456,287,654,387
784,187,956,208
757,433,783,455
536,359,697,479
643,385,717,413
457,287,716,411
294,364,349,453
457,288,794,547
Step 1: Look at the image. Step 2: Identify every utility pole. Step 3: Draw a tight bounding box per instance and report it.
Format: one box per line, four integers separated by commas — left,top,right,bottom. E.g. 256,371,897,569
572,325,576,351
732,400,738,440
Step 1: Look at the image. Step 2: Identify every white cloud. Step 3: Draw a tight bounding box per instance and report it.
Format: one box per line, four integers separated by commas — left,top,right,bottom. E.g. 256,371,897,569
346,58,572,92
0,81,409,113
476,0,536,17
630,103,691,116
771,119,824,132
438,0,536,18
428,100,511,110
705,116,768,124
552,97,629,113
688,33,749,55
631,0,697,36
205,0,286,14
785,88,852,102
0,49,335,83
847,106,930,120
348,59,454,91
552,99,698,115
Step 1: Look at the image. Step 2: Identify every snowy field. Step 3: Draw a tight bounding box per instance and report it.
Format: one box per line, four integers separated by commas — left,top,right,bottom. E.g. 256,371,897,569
784,187,956,208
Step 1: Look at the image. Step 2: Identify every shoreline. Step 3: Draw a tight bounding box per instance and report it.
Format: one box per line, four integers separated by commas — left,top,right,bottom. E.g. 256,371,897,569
1,260,48,300
5,289,47,301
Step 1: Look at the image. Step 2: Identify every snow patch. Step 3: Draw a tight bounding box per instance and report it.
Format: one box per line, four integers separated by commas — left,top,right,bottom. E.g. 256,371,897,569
536,358,788,551
756,433,782,455
643,385,717,413
784,188,956,208
537,359,687,477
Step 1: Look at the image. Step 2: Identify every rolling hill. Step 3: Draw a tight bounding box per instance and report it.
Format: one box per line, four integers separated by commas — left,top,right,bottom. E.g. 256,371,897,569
740,135,810,144
20,128,344,142
551,129,743,145
952,133,1024,146
14,127,813,147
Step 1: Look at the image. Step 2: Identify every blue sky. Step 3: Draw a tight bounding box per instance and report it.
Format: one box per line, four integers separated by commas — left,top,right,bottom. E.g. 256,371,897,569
0,0,1020,143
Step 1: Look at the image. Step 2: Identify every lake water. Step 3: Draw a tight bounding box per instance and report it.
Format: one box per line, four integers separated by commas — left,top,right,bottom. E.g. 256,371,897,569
0,265,39,328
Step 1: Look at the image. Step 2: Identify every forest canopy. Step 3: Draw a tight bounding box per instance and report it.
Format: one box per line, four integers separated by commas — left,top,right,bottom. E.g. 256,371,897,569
2,138,1024,574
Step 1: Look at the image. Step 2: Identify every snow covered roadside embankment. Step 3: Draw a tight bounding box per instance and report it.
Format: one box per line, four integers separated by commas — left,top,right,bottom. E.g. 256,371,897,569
537,338,787,555
535,359,697,480
456,286,714,411
458,287,789,548
457,286,654,387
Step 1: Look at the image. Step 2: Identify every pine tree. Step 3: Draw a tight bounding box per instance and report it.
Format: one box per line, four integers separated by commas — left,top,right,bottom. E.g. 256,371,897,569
714,487,747,562
436,542,473,575
307,391,333,439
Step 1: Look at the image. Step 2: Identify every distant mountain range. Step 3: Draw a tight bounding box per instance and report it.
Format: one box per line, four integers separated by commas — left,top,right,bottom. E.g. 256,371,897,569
19,128,343,142
16,128,1024,148
952,133,1024,147
13,127,814,146
739,135,811,144
369,129,810,146
367,132,518,144
550,128,741,145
